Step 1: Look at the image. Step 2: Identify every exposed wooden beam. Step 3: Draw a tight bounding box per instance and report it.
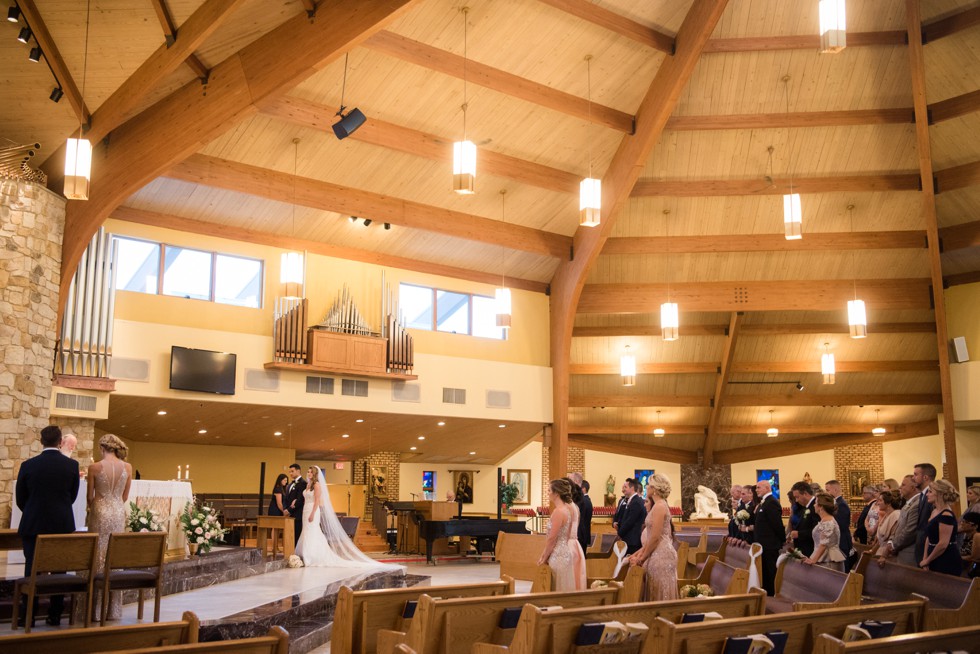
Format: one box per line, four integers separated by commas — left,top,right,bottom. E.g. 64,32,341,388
940,220,980,251
570,362,719,375
569,359,938,375
148,0,209,78
740,322,936,335
704,312,742,464
110,205,549,294
570,396,712,408
362,30,635,133
603,231,926,255
59,0,420,322
569,435,698,465
702,31,906,53
578,279,933,314
258,95,580,194
945,270,980,288
17,0,90,127
570,424,706,435
166,154,570,259
667,108,914,130
572,324,729,337
534,0,674,53
929,89,980,123
570,421,928,436
922,5,980,43
569,394,942,408
632,173,921,197
714,419,940,464
934,159,980,193
548,0,731,479
907,0,959,497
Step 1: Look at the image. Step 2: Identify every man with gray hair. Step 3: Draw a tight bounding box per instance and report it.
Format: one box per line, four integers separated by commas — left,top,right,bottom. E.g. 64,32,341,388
853,485,877,544
59,433,77,458
882,474,920,566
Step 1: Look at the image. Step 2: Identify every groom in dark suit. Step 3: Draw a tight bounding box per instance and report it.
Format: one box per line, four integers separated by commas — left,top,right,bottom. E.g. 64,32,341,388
15,425,80,626
616,479,645,554
283,463,307,546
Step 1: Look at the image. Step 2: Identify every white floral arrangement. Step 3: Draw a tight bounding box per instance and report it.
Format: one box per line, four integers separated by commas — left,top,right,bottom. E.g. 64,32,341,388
679,583,714,598
735,509,751,523
179,500,228,554
127,502,164,533
287,554,305,568
590,579,609,589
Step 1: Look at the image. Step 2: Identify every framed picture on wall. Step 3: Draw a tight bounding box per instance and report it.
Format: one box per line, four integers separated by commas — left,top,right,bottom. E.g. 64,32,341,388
757,469,780,500
966,476,980,488
371,465,387,498
848,469,871,499
452,470,475,504
422,470,435,493
634,469,655,497
507,469,531,505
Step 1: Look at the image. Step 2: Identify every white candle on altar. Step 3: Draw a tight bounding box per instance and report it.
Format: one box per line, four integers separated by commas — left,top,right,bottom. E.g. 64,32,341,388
185,464,189,479
177,466,181,480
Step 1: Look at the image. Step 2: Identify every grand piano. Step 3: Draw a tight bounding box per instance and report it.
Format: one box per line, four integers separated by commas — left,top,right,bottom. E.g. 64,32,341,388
419,517,530,563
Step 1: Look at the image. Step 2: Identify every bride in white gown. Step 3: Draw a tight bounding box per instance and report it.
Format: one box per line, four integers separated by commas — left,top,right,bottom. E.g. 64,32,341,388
295,465,391,568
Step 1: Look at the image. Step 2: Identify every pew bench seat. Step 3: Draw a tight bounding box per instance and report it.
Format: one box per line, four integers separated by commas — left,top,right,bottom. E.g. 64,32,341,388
765,558,862,613
678,555,749,597
0,610,200,654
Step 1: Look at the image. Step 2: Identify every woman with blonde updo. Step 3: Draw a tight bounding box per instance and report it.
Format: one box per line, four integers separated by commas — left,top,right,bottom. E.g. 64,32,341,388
536,479,586,590
921,479,961,576
87,433,133,619
628,473,677,600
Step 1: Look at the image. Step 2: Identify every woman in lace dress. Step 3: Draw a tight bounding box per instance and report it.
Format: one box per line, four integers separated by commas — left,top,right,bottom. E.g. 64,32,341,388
871,490,902,558
86,434,133,619
629,473,677,601
803,493,846,571
537,479,586,591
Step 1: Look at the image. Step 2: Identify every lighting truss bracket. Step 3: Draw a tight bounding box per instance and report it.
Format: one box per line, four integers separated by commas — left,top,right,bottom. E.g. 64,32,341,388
165,34,176,47
630,116,637,136
569,244,574,261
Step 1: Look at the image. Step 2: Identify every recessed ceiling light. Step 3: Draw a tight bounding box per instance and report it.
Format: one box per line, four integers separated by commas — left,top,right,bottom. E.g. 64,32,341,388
498,424,506,428
342,433,349,438
157,410,167,415
274,431,282,436
410,446,417,451
469,451,476,455
355,419,364,423
418,435,425,440
437,421,446,426
198,429,207,434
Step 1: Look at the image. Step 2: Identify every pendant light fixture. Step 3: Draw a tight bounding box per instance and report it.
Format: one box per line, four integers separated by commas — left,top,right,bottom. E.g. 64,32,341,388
452,7,476,195
653,410,665,438
280,138,305,300
495,189,512,329
620,344,636,387
661,209,679,341
819,0,847,53
65,0,92,200
872,409,886,436
781,76,802,240
821,342,836,385
579,55,601,227
846,204,867,338
766,410,779,438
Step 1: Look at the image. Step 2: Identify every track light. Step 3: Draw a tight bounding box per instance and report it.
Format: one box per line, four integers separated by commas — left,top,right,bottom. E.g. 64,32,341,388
332,53,365,139
17,26,30,43
362,219,372,227
28,46,41,62
49,86,63,102
383,223,391,230
795,382,805,392
8,5,20,22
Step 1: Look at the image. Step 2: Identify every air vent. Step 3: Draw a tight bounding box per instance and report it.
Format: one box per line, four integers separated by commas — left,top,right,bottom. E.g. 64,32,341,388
54,393,97,412
341,379,368,397
244,368,280,392
442,387,466,404
108,357,150,382
306,376,334,395
392,381,421,403
486,389,511,409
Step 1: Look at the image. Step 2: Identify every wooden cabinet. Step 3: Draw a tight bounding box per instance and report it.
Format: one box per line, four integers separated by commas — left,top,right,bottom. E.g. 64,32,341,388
307,330,387,375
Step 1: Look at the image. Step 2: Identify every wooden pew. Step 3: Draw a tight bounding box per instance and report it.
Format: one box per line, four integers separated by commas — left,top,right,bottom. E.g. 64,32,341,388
495,532,551,592
814,624,980,654
94,626,287,654
379,586,621,654
0,611,199,653
672,528,706,567
331,578,515,654
854,551,980,629
677,556,749,596
642,599,926,654
672,540,690,579
472,590,767,654
766,558,863,612
586,539,627,579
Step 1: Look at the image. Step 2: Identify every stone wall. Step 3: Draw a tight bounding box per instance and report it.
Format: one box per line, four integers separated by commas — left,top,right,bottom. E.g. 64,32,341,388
0,180,65,528
353,451,401,517
833,442,885,500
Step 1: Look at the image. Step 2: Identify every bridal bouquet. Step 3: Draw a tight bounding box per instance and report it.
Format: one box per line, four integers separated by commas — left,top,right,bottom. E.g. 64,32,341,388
127,502,164,532
735,509,751,524
179,500,228,554
679,583,714,598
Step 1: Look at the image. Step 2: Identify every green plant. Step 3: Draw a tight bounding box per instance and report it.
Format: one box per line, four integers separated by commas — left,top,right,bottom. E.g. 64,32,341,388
500,482,520,508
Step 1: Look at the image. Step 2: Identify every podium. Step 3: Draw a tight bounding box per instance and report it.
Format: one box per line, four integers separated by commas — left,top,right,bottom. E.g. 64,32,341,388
397,501,457,554
256,516,295,559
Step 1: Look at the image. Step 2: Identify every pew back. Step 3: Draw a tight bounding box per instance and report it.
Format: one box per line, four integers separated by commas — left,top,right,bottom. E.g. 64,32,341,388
0,610,199,654
677,556,749,596
495,532,552,592
102,626,287,654
768,558,863,612
813,625,980,654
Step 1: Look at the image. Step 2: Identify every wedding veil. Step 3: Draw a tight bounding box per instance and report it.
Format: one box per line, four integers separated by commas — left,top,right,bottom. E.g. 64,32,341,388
312,466,395,568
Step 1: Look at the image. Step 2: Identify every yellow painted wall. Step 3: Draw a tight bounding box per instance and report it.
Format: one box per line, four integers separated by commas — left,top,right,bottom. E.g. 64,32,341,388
105,218,549,366
946,282,980,354
583,450,683,510
882,434,945,485
731,450,836,508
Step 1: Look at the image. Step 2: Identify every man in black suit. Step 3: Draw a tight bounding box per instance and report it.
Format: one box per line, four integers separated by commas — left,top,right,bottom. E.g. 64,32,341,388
612,480,630,531
852,485,876,545
568,472,592,553
282,463,307,546
15,425,80,626
728,483,747,539
616,479,645,554
788,481,817,556
913,462,936,563
753,480,785,596
825,480,854,571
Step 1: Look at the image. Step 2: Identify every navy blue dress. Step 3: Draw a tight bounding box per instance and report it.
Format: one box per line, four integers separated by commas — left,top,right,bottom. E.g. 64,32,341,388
926,508,960,576
268,490,284,516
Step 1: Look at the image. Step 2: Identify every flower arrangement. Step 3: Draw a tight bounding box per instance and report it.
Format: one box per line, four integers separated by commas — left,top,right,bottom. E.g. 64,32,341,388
785,547,805,561
179,500,228,554
286,554,305,568
679,583,714,598
127,502,164,533
735,509,751,523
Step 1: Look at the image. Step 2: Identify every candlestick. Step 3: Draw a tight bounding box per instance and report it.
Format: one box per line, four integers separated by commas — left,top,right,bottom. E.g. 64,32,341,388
185,464,189,479
177,466,181,480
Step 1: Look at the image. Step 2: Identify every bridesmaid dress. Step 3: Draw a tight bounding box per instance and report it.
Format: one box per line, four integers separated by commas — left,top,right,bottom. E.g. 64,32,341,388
89,460,128,619
643,500,679,601
547,504,587,591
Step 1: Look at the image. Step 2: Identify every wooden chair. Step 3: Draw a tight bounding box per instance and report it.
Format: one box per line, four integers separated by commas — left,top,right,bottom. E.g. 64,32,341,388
11,532,99,633
95,531,168,626
0,610,199,653
222,507,249,545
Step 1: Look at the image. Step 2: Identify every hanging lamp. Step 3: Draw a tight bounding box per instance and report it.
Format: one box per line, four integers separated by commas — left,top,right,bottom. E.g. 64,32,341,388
766,410,779,438
821,342,836,385
579,55,601,227
495,190,512,329
65,0,92,200
872,409,886,436
661,209,679,340
452,7,476,194
653,410,665,438
819,0,847,53
781,77,802,239
280,138,305,300
846,204,867,338
620,344,636,387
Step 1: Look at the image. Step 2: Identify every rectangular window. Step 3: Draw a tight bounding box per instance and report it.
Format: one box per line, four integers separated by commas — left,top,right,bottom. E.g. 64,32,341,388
397,283,505,340
162,245,212,300
400,283,434,331
215,254,263,308
435,289,469,334
113,236,159,294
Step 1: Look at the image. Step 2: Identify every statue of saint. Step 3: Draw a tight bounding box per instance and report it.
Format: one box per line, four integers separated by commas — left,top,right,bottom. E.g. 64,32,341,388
690,485,727,519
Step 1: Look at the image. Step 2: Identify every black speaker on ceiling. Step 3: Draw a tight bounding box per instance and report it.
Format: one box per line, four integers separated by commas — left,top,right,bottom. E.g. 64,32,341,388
332,107,366,140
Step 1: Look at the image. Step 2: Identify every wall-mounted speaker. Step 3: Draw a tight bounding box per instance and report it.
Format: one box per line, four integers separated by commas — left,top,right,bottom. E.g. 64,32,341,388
332,108,366,140
951,336,970,363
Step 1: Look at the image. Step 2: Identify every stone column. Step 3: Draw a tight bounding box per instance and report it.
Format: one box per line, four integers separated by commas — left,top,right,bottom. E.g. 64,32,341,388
0,180,65,527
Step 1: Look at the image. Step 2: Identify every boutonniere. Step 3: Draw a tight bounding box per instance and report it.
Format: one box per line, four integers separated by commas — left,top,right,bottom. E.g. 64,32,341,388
804,509,811,518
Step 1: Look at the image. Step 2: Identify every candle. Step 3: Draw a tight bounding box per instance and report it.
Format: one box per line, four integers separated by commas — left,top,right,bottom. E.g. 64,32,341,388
177,465,181,480
185,464,189,479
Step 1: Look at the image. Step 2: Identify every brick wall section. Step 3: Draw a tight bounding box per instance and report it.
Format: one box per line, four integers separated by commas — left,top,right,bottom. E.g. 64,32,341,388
540,446,585,506
833,442,884,499
0,181,64,528
353,451,400,516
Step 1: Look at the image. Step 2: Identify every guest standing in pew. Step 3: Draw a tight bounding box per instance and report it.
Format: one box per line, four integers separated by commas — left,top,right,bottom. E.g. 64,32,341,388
568,472,592,554
87,434,133,620
789,481,818,557
612,479,630,531
738,484,760,544
964,485,980,516
920,479,962,576
881,474,920,567
268,473,289,516
825,480,854,571
753,480,785,596
958,512,979,577
616,478,645,554
802,493,847,571
628,475,678,601
870,490,902,559
537,479,586,590
913,463,937,563
283,463,307,545
15,425,80,627
853,485,877,545
728,484,746,539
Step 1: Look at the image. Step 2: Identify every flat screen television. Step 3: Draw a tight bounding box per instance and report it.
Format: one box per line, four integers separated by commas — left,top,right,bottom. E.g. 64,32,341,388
169,346,237,395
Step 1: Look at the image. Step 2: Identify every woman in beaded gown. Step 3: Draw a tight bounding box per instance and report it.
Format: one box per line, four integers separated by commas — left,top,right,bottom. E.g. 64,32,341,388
537,479,586,591
86,434,133,620
629,473,678,601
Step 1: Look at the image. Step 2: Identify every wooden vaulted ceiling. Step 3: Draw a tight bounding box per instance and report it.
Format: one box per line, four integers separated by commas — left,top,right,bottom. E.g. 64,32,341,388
3,0,980,463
